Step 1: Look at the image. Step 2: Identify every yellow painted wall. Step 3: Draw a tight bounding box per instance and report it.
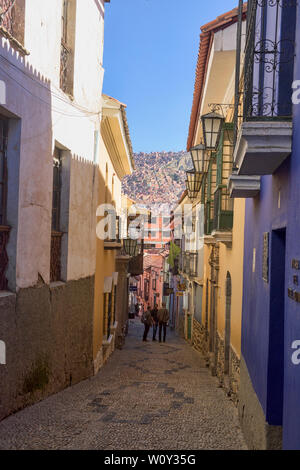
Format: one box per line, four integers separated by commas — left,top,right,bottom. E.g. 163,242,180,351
93,135,123,361
201,243,213,335
200,199,245,358
217,198,245,356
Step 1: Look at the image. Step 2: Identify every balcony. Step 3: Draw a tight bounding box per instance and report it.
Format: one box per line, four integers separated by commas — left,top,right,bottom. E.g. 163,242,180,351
233,0,295,176
181,252,190,277
233,122,292,176
128,254,143,276
189,252,198,278
208,188,233,246
228,173,261,199
104,216,122,250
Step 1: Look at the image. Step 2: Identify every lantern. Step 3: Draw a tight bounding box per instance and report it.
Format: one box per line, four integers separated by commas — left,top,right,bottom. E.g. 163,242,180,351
201,112,224,150
186,170,202,193
123,238,138,257
186,184,199,202
190,143,206,173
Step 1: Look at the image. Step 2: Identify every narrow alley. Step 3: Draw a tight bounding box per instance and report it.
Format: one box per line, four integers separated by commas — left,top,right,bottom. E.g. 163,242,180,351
0,321,246,451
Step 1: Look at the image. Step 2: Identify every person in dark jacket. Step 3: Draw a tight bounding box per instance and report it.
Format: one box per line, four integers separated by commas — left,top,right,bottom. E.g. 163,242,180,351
151,304,159,341
142,305,153,342
157,303,170,343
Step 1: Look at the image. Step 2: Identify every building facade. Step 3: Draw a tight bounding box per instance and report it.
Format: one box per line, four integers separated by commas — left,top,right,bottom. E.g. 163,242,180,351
93,95,134,372
229,0,300,450
179,6,247,404
0,0,112,420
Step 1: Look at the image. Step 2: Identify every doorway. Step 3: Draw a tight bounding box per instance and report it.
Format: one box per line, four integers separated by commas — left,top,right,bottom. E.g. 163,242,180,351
225,272,232,375
267,228,286,425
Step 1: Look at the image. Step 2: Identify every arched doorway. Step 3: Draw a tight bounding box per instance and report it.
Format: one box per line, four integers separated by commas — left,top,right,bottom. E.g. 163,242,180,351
224,272,232,375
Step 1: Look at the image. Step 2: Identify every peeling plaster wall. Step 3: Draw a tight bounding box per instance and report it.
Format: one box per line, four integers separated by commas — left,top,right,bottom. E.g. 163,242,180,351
0,277,94,421
0,0,105,289
0,0,107,417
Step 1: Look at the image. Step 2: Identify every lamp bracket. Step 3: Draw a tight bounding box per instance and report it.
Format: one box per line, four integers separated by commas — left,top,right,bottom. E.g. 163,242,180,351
208,103,234,117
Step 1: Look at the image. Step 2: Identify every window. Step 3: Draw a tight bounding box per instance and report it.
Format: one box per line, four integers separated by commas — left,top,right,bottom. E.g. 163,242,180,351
0,117,9,291
60,0,76,95
0,118,8,226
0,0,25,45
50,149,62,283
103,290,112,340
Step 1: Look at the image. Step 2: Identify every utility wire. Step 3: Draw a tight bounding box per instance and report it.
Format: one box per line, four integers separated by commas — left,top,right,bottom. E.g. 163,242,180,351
0,64,101,118
0,54,101,115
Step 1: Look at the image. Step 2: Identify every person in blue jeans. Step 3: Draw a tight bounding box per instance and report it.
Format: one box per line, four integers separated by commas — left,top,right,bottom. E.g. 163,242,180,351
151,304,159,341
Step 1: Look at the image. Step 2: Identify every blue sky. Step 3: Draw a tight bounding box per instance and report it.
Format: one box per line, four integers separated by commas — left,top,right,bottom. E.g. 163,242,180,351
103,0,238,153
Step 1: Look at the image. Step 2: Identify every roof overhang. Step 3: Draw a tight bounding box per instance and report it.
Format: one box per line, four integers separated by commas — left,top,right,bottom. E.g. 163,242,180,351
102,94,135,179
187,5,247,150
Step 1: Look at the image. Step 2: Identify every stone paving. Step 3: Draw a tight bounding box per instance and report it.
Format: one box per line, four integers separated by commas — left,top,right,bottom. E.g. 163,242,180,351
0,320,247,450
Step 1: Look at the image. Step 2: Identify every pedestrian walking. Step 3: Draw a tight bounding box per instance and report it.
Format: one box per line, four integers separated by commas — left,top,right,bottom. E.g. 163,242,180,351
151,304,159,341
158,302,170,343
142,305,153,342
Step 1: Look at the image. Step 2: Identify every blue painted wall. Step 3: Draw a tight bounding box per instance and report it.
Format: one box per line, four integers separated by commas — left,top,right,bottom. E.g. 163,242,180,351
241,2,300,449
282,13,300,446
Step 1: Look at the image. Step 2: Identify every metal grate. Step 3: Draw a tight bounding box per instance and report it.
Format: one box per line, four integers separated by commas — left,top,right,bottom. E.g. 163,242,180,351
60,42,70,93
243,0,296,120
0,118,8,226
50,232,62,283
0,117,9,291
213,187,233,232
189,253,198,278
51,149,62,283
0,0,15,35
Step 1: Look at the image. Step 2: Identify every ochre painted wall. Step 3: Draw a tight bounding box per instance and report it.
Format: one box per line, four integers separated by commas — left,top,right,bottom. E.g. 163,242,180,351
93,135,123,361
201,199,245,357
217,199,245,356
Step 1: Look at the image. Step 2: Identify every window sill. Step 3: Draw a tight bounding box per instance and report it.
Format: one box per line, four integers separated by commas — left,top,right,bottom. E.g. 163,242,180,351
0,290,16,299
50,281,66,290
104,241,122,251
102,335,114,347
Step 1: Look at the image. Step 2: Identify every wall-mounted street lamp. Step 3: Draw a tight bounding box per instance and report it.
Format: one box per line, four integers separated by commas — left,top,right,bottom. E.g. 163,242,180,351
123,238,138,257
186,185,199,203
186,170,202,194
190,143,206,173
201,112,224,151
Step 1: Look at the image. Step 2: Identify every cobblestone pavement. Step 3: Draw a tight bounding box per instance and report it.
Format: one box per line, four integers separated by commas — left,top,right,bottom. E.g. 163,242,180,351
0,320,247,450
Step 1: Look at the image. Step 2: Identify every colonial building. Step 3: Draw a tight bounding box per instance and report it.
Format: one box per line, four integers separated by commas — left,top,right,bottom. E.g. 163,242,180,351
229,0,300,450
177,6,247,404
0,0,112,420
93,94,134,372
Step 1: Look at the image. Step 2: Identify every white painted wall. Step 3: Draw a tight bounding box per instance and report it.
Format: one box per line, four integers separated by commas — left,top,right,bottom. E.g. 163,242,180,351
0,0,107,289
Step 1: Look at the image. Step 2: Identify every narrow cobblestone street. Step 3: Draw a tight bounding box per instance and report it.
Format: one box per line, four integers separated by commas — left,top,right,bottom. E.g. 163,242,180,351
0,321,247,450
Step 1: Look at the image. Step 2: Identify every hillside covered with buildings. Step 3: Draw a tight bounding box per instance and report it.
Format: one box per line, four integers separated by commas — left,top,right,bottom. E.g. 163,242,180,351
122,151,193,206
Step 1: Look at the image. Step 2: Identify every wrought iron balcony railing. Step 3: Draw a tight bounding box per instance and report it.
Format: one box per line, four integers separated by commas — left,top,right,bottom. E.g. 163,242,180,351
189,252,198,278
213,187,233,232
50,231,62,283
0,0,14,35
204,202,213,236
60,42,71,94
243,0,296,122
0,225,10,290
